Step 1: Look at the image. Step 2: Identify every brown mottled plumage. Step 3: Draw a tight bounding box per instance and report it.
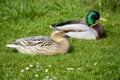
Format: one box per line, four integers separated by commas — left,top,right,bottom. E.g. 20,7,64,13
6,31,70,55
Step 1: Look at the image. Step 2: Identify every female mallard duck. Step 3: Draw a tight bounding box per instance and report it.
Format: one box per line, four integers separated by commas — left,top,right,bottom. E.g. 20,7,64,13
6,31,70,55
50,11,105,40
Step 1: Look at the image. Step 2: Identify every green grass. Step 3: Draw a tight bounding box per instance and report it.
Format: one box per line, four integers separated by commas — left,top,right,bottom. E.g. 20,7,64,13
0,0,120,80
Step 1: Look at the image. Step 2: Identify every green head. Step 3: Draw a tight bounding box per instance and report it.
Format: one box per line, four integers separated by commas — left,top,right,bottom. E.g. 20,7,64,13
86,11,100,26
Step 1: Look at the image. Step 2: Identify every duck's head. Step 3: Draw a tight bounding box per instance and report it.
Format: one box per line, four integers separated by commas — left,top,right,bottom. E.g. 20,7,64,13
86,11,100,26
51,31,69,42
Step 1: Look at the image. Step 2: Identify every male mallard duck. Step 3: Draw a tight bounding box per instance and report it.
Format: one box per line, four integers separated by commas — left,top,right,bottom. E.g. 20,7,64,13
6,31,70,55
50,11,105,40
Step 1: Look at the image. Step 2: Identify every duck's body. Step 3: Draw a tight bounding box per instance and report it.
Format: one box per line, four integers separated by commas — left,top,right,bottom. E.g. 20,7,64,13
50,11,105,40
6,31,70,55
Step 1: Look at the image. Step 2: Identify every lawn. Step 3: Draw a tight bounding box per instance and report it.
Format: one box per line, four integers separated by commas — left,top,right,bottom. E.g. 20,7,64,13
0,0,120,80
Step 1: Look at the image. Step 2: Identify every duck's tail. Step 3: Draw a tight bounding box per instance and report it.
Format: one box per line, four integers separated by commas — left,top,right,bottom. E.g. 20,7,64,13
6,44,18,48
50,25,61,31
49,24,56,28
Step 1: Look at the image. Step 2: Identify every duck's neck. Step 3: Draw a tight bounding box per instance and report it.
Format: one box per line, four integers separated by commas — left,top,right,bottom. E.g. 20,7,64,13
59,38,70,53
86,14,96,26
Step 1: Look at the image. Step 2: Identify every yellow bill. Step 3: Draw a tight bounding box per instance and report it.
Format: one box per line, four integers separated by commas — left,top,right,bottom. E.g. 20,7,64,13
100,17,107,22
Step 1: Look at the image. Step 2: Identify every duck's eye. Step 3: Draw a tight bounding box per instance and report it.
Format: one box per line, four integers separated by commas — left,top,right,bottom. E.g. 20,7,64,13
59,31,64,34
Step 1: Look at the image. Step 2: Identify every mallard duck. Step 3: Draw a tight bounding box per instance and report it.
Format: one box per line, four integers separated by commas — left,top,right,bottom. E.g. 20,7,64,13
6,31,70,55
50,11,105,40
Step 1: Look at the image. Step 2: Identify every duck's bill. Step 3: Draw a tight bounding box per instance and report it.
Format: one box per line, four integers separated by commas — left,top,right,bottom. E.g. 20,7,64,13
100,17,107,22
65,35,70,38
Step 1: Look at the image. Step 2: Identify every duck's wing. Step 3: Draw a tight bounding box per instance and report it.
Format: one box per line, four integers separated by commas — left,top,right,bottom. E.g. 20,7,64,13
12,36,56,47
51,20,86,27
50,20,89,32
